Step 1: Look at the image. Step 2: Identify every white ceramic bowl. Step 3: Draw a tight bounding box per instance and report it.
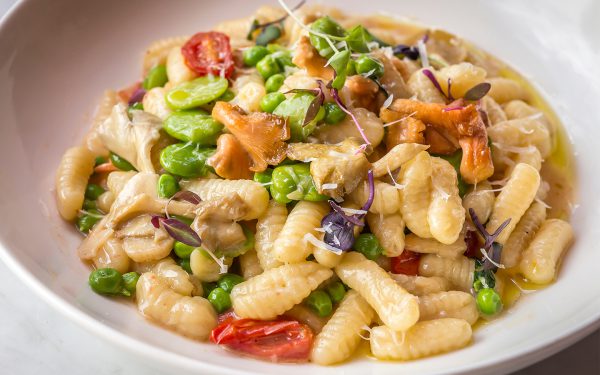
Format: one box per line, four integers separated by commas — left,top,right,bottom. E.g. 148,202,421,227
0,0,599,374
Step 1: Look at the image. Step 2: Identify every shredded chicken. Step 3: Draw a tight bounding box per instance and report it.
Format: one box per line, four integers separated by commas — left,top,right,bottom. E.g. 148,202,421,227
292,36,334,80
191,194,248,252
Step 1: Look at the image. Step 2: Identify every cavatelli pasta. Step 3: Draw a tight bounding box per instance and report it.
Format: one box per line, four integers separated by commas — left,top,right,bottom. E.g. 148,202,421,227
481,96,507,125
434,62,487,99
273,201,329,263
55,146,96,220
366,212,405,257
312,242,343,268
370,319,472,360
487,77,531,104
312,107,384,147
485,163,540,245
311,291,375,365
502,201,547,268
84,89,117,155
419,254,475,292
404,233,466,258
389,274,451,296
371,143,429,178
239,249,263,279
115,215,174,262
335,252,419,331
142,87,172,120
231,73,266,113
418,291,479,325
398,151,433,238
230,261,332,319
428,157,465,244
165,46,197,85
488,118,552,158
254,200,286,270
151,258,194,296
93,238,130,274
408,68,447,103
190,249,233,282
462,180,495,226
142,36,189,74
519,219,573,284
348,179,400,215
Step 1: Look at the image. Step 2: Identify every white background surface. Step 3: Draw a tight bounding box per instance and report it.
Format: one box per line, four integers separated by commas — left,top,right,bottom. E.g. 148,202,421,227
0,1,598,374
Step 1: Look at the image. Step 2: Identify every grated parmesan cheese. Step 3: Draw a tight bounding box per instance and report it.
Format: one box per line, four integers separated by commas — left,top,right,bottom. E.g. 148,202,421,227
303,233,343,255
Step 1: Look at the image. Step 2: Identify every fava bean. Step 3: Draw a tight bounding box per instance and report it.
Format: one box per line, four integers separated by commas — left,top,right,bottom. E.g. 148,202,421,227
272,93,325,141
143,64,168,90
265,73,285,93
163,110,223,145
270,163,327,204
243,46,269,67
159,143,214,178
166,76,229,110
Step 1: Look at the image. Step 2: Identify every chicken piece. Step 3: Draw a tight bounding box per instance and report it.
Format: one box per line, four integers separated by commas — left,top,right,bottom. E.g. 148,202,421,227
207,134,253,180
370,50,413,99
292,36,334,80
384,116,426,151
381,99,493,183
211,102,289,173
98,103,163,173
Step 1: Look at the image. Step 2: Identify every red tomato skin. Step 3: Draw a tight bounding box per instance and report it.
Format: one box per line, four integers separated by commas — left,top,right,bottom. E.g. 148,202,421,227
390,250,421,275
181,31,234,78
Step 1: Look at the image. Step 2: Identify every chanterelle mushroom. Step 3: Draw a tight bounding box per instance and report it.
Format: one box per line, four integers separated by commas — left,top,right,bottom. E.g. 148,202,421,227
207,134,253,180
287,138,371,200
98,103,163,172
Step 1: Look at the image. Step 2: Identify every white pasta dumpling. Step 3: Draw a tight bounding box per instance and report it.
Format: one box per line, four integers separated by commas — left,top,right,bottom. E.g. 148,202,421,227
254,200,286,270
335,252,419,331
419,254,475,292
428,157,465,244
311,291,375,365
312,243,343,268
230,261,332,320
142,36,189,74
312,107,384,148
418,291,479,325
502,201,547,268
462,180,495,226
398,151,433,238
190,249,233,282
503,100,556,141
55,146,96,220
481,96,507,126
485,163,540,245
371,143,429,178
487,77,531,104
367,212,405,257
370,318,472,360
239,249,263,279
180,179,269,220
273,201,329,263
434,62,487,99
389,274,451,296
106,171,137,196
151,258,194,296
84,89,117,155
348,179,400,215
142,87,172,120
488,118,552,158
114,215,174,262
408,68,446,104
92,238,130,274
166,46,197,85
230,73,265,113
519,219,573,284
96,191,115,213
404,233,466,259
136,272,217,340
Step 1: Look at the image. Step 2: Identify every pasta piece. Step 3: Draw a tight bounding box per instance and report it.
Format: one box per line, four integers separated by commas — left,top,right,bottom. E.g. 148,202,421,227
481,96,507,125
136,272,217,340
485,163,540,245
311,291,375,365
312,107,384,148
371,143,429,178
142,87,172,120
503,100,556,141
190,249,232,282
152,258,194,296
284,304,326,334
434,62,487,99
348,179,400,215
92,238,130,274
313,243,343,268
408,68,446,103
115,215,174,262
370,319,472,360
502,201,547,268
389,274,451,296
519,219,573,284
487,77,531,104
84,89,117,155
335,252,419,331
96,191,115,213
142,36,188,74
231,73,266,113
462,181,495,226
510,146,542,172
239,249,263,279
230,261,332,319
273,201,330,263
254,200,286,270
55,146,96,220
428,157,465,244
165,46,197,85
488,118,552,158
180,179,269,220
419,254,475,292
418,291,479,325
367,212,405,257
398,151,432,238
404,233,466,258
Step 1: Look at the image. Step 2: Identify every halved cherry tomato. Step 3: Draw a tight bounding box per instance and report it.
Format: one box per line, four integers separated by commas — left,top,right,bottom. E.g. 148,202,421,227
182,32,235,78
210,317,313,362
390,250,421,275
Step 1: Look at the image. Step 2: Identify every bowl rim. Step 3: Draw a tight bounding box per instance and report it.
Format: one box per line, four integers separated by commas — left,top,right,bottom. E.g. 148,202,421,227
1,0,599,373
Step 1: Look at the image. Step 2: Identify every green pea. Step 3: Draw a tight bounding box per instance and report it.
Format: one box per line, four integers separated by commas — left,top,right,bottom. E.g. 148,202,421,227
270,163,328,204
266,44,285,54
219,89,235,102
159,143,215,178
243,45,269,67
94,156,107,166
353,234,383,260
174,241,195,259
271,50,294,69
323,102,346,124
309,16,347,59
122,272,140,295
272,93,325,141
256,55,282,79
253,168,273,185
157,174,180,199
355,55,384,78
109,152,136,171
143,65,168,90
163,109,223,145
306,290,333,317
476,288,503,316
260,92,286,113
202,282,218,298
77,209,103,233
265,73,285,93
217,273,244,293
438,150,468,197
89,268,126,295
208,287,232,313
85,184,105,200
326,281,346,303
83,199,97,211
166,76,229,110
178,257,192,273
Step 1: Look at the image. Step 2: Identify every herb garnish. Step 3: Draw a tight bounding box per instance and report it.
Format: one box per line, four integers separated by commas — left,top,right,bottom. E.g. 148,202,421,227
247,0,306,45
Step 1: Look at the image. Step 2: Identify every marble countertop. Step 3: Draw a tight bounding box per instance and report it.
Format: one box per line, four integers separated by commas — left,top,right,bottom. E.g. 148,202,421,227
0,1,598,374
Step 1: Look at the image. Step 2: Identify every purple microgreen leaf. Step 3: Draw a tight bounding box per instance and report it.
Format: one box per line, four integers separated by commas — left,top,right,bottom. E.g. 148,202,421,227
468,208,511,271
302,86,325,127
422,69,447,99
171,190,202,205
283,88,321,96
159,217,202,247
486,218,511,249
320,211,356,252
150,215,161,229
330,87,371,145
421,32,430,44
361,170,375,213
463,82,491,101
392,44,420,60
128,88,146,106
329,200,364,227
464,229,482,258
482,242,504,271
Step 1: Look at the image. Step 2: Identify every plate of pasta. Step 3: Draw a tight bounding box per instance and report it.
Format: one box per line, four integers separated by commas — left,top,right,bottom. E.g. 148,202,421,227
0,0,599,374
